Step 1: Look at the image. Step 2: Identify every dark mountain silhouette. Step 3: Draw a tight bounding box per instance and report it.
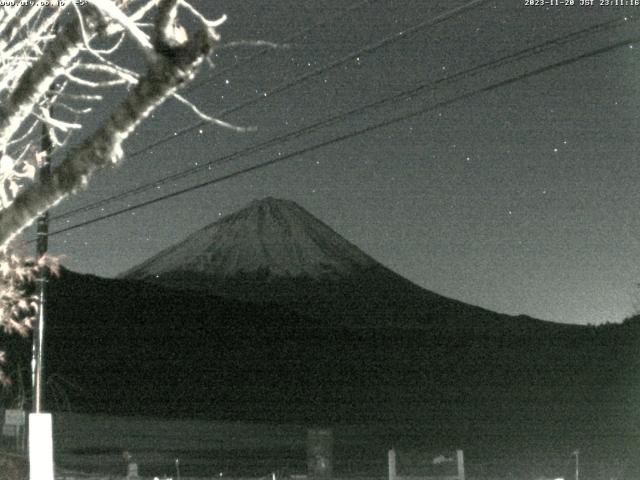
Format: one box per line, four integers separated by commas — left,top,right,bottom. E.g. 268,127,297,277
8,197,636,475
122,197,561,333
38,267,639,473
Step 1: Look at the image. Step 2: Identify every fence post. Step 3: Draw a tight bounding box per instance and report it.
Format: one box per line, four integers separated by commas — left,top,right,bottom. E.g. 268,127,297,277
127,461,140,479
456,450,465,480
388,448,397,480
28,413,54,480
307,428,333,478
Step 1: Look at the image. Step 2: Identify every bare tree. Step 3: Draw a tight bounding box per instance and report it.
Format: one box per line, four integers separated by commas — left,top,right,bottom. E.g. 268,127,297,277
0,0,232,383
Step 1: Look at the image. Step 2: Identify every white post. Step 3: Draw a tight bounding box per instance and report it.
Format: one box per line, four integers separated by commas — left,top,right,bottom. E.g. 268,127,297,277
29,413,54,480
127,462,140,479
456,450,465,480
388,448,397,480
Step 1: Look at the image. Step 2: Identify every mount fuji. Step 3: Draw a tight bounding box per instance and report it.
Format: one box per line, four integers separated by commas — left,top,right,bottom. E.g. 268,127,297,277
122,197,548,332
123,197,377,281
29,197,638,460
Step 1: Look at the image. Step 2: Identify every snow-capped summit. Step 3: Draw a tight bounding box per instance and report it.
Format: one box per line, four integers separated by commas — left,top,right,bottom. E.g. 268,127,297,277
123,197,377,282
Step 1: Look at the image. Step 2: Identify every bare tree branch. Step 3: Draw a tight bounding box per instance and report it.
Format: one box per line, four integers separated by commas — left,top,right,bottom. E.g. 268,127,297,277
0,19,215,246
0,0,236,372
0,6,107,151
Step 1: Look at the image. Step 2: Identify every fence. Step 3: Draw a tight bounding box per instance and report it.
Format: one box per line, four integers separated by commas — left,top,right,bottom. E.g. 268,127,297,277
388,449,464,480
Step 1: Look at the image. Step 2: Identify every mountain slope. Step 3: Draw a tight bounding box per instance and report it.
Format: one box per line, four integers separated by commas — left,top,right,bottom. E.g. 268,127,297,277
122,197,558,333
31,268,640,461
19,197,636,469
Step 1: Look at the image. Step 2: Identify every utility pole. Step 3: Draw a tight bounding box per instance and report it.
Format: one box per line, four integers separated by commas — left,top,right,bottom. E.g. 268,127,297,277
33,119,52,413
29,96,55,480
573,449,580,480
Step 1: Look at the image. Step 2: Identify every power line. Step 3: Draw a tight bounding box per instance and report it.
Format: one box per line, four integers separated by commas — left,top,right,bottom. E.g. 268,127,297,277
51,0,494,221
39,32,640,241
184,0,381,95
114,0,494,159
51,0,493,224
20,1,382,229
51,14,636,223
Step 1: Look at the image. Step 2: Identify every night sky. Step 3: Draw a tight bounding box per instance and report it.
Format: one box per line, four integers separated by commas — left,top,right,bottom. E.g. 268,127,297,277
26,0,640,325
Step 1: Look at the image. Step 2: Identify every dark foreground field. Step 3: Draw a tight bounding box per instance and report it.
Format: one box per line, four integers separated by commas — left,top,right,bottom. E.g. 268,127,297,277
2,269,637,479
47,413,639,480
